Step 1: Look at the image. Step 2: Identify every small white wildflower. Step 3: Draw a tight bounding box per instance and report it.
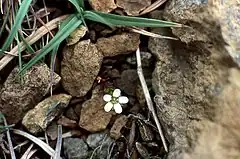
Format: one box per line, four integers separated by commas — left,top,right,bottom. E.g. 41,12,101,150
103,89,129,114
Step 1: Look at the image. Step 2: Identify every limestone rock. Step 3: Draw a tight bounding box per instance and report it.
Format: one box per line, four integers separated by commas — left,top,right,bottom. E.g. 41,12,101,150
116,0,151,16
79,89,114,132
96,33,140,57
61,40,103,97
149,8,240,159
0,64,60,124
22,94,72,134
88,0,117,13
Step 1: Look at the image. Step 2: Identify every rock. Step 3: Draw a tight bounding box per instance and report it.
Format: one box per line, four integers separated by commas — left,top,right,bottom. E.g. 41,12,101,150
22,94,72,134
88,0,117,13
149,7,240,159
86,131,114,159
0,64,60,124
110,115,128,139
63,138,89,159
137,119,154,142
135,142,150,159
116,69,139,96
67,26,87,46
116,0,151,16
79,89,114,132
57,116,78,128
61,40,103,97
126,51,153,68
96,33,140,57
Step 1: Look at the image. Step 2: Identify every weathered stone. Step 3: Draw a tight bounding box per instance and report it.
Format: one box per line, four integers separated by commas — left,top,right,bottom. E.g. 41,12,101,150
116,0,151,16
79,89,114,132
0,64,60,124
63,138,89,159
86,131,114,159
61,40,103,97
22,94,72,134
88,0,117,13
136,84,146,108
96,33,140,57
116,69,139,96
149,5,240,158
110,115,128,139
67,26,87,46
126,51,153,68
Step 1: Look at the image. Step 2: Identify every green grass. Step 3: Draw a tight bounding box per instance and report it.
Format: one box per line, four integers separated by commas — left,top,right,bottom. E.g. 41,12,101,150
0,0,182,75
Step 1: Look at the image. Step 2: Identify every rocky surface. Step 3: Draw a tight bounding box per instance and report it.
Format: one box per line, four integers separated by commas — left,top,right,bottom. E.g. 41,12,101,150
22,94,72,134
0,64,60,124
79,87,115,132
88,0,117,13
86,131,114,159
61,40,103,97
116,0,151,16
63,138,89,159
96,32,140,57
149,0,240,158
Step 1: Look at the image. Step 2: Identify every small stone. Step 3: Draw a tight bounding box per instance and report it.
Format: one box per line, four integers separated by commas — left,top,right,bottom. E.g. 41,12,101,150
79,91,114,132
96,33,140,57
63,138,89,159
116,0,151,16
136,142,150,159
137,120,154,141
88,0,117,13
86,131,114,159
110,115,128,139
22,94,72,134
61,40,103,97
67,26,87,46
57,116,78,128
116,69,139,96
0,64,61,124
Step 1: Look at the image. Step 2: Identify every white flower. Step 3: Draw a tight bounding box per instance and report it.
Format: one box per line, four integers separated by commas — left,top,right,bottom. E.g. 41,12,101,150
103,89,129,114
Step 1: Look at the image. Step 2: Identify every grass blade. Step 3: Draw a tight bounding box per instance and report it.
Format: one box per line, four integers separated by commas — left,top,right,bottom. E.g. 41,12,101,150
1,0,33,54
19,15,82,74
84,11,182,28
68,0,83,13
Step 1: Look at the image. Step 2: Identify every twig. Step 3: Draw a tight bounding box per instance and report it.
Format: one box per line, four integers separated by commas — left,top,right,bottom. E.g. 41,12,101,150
2,116,16,159
136,48,168,152
139,0,168,15
0,14,69,71
20,143,33,159
12,129,60,158
53,125,62,159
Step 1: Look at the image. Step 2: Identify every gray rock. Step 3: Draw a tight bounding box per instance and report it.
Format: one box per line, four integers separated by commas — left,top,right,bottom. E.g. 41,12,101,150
96,33,140,57
0,64,60,124
61,39,103,97
63,138,89,159
116,69,139,96
110,115,128,139
87,131,114,159
79,88,114,132
22,94,72,134
149,4,240,159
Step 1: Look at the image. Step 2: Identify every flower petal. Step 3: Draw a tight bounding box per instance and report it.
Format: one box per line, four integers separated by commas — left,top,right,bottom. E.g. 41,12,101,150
118,96,129,104
104,102,113,112
113,103,122,114
113,89,121,97
103,94,112,102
